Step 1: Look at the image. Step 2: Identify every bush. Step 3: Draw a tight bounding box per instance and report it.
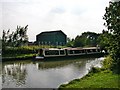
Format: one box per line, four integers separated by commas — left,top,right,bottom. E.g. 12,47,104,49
90,67,101,74
102,55,113,70
2,46,36,56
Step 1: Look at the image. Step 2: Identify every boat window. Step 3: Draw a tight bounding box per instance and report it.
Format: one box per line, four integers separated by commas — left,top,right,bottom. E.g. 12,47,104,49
60,50,65,55
74,50,80,54
45,50,59,55
69,50,74,54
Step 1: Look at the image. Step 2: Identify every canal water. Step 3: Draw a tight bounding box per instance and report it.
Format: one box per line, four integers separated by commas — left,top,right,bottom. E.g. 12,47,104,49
2,57,104,88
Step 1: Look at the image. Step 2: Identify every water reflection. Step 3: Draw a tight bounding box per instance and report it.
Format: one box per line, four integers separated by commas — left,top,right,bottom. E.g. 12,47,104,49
36,59,86,70
2,63,27,88
2,57,104,88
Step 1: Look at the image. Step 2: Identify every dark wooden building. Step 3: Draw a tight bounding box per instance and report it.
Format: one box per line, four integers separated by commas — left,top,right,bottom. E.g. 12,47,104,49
36,30,67,46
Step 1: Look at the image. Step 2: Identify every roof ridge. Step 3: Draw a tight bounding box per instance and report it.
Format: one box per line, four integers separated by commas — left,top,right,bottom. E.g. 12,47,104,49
42,30,62,33
36,30,66,36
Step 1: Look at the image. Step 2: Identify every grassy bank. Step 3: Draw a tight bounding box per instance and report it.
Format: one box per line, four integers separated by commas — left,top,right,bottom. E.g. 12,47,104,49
2,46,38,61
59,69,120,89
2,53,36,61
59,55,120,89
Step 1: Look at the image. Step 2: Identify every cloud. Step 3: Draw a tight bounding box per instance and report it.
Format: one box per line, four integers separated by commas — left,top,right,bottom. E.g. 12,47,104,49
50,7,66,14
1,0,111,41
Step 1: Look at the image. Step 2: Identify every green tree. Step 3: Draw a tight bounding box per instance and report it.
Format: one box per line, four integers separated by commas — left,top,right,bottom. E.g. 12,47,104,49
97,30,111,52
73,32,100,47
2,25,29,47
103,1,120,73
14,25,28,46
66,37,74,47
74,35,84,47
2,29,11,48
82,32,100,47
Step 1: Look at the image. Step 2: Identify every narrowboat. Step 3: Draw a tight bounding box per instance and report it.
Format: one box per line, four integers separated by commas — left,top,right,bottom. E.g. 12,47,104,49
35,47,102,60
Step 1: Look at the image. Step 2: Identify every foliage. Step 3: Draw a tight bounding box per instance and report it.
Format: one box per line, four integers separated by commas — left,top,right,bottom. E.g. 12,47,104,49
66,37,74,47
89,67,101,73
2,25,28,47
73,32,100,47
2,46,35,57
97,30,112,52
103,1,120,73
0,38,1,49
74,35,84,47
2,45,67,57
102,55,113,70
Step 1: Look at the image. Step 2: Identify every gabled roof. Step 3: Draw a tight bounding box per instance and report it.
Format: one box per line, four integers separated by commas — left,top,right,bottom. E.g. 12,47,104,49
37,30,66,36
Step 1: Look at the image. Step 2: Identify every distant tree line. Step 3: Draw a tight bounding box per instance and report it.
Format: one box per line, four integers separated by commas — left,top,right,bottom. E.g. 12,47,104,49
66,32,100,48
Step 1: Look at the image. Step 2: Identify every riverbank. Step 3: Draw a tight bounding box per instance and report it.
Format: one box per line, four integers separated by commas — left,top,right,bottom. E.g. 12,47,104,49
2,54,36,61
59,68,120,89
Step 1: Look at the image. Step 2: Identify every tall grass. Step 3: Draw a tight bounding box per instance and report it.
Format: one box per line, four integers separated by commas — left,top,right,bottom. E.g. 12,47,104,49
2,45,67,57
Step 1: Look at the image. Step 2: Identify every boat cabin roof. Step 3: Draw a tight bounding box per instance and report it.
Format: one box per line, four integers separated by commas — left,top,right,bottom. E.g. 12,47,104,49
38,47,100,51
83,47,100,50
42,48,64,50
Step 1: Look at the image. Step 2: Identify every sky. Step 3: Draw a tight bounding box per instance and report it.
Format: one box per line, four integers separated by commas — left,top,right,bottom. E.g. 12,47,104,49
0,0,112,41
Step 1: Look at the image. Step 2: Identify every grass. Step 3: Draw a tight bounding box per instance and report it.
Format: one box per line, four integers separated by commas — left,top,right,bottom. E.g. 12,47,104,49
2,45,66,57
3,53,35,58
2,53,36,61
59,55,120,89
59,69,120,89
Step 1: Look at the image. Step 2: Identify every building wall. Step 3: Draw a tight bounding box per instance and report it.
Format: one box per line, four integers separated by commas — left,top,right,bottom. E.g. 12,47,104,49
36,31,67,46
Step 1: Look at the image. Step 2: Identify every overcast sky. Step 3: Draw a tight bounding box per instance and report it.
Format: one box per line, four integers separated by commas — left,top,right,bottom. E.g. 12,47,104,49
0,0,111,41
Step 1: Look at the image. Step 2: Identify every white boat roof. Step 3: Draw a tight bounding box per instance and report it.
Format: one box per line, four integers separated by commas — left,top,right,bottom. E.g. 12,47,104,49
83,47,100,49
43,48,64,50
41,47,100,50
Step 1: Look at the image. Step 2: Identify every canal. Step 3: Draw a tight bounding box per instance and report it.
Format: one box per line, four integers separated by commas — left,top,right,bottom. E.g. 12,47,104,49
1,57,104,88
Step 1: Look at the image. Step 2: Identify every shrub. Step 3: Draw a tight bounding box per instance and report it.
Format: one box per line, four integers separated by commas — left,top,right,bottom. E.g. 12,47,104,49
2,46,35,56
102,55,113,70
90,67,101,74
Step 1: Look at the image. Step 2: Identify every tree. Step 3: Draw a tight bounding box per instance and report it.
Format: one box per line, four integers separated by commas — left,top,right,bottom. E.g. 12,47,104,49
73,32,100,47
15,25,28,46
97,30,111,52
103,1,120,73
66,37,74,47
2,25,29,47
2,29,11,48
74,35,84,47
82,32,100,47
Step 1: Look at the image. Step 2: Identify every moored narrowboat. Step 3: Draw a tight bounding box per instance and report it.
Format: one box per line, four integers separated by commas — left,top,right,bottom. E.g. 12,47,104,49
35,47,102,60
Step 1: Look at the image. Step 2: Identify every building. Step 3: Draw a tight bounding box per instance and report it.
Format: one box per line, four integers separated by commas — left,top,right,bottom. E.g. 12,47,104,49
28,42,35,46
36,30,67,46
